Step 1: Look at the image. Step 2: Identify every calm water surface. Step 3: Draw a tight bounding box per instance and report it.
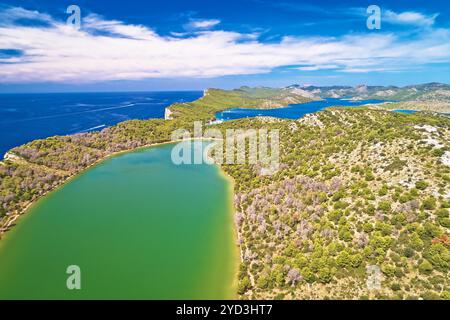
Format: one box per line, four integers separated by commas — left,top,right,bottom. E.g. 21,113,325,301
0,142,236,299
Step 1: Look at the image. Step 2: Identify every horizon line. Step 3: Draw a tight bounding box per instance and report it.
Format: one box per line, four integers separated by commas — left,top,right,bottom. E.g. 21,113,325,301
0,81,449,94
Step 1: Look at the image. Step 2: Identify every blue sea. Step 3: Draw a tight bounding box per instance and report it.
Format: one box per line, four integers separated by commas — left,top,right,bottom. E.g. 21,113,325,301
215,98,388,121
392,109,450,116
1,93,441,158
0,91,202,157
392,109,417,114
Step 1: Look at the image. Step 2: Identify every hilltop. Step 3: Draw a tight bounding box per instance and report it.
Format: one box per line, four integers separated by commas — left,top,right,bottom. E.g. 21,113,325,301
217,108,449,299
287,82,450,101
165,87,312,121
287,83,450,113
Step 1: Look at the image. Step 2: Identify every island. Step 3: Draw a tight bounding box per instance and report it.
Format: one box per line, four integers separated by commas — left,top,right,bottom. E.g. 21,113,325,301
0,84,449,300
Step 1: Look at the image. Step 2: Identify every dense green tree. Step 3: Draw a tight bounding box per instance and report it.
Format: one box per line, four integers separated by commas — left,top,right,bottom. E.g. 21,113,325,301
422,197,437,210
381,263,396,277
424,244,449,271
318,267,333,283
378,201,391,212
238,276,251,294
350,254,363,268
336,251,351,268
301,267,315,283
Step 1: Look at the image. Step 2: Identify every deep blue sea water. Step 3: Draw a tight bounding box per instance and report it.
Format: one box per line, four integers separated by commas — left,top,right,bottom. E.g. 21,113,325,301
215,98,388,121
0,91,202,157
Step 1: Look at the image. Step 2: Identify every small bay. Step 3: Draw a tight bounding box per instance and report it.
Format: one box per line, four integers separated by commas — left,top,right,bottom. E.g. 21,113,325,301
215,98,388,121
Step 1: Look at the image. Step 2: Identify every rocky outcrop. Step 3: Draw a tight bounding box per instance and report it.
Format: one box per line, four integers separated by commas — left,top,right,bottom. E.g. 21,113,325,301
3,152,22,163
164,107,173,120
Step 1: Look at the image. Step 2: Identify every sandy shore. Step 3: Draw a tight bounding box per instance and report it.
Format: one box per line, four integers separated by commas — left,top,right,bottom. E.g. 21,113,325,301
216,165,241,298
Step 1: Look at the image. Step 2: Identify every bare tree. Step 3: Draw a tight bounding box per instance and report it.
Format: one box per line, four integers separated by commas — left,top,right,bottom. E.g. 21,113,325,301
286,268,302,286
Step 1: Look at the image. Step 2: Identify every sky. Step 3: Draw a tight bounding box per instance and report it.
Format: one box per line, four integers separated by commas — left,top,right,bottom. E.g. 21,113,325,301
0,0,450,92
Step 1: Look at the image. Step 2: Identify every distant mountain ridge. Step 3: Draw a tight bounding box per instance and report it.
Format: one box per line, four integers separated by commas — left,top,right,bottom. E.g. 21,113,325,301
284,82,450,102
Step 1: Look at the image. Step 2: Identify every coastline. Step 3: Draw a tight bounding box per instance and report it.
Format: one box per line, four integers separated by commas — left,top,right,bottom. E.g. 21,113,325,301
0,142,240,299
0,89,307,236
0,85,286,296
1,136,241,299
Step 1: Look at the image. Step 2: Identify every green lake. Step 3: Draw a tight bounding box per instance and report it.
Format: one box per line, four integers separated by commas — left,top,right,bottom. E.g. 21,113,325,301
0,142,237,299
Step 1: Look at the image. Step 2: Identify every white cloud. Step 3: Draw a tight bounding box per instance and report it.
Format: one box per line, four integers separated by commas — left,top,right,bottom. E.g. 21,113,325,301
83,14,158,40
0,7,449,83
297,64,339,71
384,10,438,27
0,6,53,25
185,19,221,30
341,67,397,73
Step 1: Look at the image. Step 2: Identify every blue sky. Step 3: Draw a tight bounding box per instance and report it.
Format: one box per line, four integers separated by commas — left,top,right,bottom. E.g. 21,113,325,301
1,0,450,92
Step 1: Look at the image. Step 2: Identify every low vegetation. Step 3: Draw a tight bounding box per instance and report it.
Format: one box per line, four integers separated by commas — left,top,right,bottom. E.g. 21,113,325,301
217,109,449,300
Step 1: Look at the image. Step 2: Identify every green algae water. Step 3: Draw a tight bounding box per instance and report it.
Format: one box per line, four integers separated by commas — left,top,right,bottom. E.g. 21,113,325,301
0,142,237,299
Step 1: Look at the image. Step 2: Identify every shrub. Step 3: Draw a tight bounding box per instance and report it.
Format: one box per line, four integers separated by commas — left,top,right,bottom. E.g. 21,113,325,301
381,263,396,277
378,201,391,212
415,180,428,190
318,267,333,283
439,218,450,228
336,251,351,268
391,283,401,291
238,276,251,294
421,291,441,300
418,260,433,274
424,244,449,271
350,254,363,268
403,247,415,258
422,197,436,210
